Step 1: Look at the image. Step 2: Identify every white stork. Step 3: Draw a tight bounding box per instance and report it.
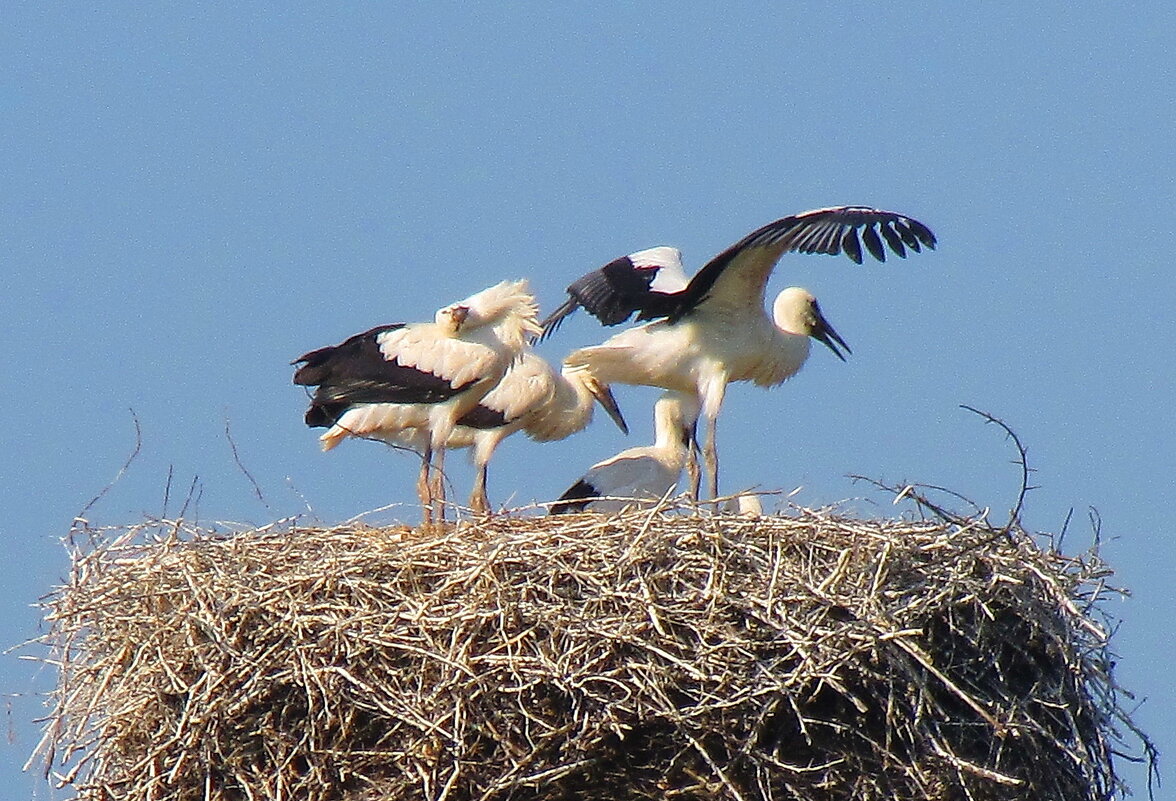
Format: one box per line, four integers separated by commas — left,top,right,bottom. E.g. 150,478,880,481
379,349,629,515
549,391,700,515
292,279,542,523
554,206,936,499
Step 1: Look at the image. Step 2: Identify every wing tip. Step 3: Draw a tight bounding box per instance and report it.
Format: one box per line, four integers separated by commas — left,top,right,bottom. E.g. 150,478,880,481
537,297,580,343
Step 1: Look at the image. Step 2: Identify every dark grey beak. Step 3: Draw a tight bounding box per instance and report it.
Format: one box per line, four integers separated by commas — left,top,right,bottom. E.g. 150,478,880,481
590,381,629,435
811,306,851,362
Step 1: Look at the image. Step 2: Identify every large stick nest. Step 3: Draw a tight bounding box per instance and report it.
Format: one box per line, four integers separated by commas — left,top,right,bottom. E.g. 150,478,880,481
33,508,1150,800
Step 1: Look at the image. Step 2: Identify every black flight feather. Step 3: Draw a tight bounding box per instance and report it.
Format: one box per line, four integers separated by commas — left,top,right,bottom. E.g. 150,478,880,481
548,478,600,515
539,255,677,339
293,323,476,428
457,404,510,430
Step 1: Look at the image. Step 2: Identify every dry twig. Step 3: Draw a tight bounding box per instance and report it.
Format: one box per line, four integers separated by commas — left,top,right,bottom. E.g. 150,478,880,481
30,509,1151,801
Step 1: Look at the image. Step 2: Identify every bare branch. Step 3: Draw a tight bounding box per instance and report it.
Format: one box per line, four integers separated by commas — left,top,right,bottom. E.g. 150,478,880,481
958,404,1034,530
72,409,142,542
224,416,270,510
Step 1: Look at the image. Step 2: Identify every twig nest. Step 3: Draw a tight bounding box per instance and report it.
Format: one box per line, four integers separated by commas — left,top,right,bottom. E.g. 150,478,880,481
34,510,1149,800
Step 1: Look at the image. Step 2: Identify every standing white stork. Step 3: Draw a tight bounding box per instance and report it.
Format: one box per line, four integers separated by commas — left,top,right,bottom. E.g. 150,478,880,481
554,206,936,499
379,349,629,515
292,279,542,523
549,391,700,515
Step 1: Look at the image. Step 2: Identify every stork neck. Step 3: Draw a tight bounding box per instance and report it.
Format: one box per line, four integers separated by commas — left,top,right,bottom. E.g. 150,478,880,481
652,400,693,452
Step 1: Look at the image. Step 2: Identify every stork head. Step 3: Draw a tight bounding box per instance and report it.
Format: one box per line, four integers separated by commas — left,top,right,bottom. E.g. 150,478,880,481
546,366,630,437
455,280,542,341
435,303,471,334
772,287,852,361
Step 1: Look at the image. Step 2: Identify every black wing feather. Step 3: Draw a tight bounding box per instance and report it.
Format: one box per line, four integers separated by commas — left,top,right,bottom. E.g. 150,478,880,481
293,324,474,428
908,219,937,249
860,225,886,262
894,221,922,252
457,403,510,430
879,223,906,258
665,207,935,321
841,228,864,264
535,296,581,342
539,255,677,339
548,478,600,515
304,401,350,428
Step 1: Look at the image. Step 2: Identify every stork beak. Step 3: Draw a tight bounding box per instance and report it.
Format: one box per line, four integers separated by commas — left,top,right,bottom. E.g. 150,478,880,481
811,309,851,362
589,381,629,435
450,305,471,330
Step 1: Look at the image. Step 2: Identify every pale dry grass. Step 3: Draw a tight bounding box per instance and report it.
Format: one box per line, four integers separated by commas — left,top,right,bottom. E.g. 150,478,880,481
30,505,1151,800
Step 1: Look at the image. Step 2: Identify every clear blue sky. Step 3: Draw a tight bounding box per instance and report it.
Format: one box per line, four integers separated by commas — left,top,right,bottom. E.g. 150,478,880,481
4,4,1172,797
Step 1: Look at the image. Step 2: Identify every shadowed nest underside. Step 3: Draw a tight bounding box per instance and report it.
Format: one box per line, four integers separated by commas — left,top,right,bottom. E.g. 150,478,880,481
32,508,1151,800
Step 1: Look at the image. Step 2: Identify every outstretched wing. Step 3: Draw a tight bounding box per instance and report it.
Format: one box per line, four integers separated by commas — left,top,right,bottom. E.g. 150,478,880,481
666,206,936,321
538,246,687,340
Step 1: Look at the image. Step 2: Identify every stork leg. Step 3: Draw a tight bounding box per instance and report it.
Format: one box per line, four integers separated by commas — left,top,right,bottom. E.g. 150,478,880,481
418,444,434,525
704,414,719,500
685,434,701,501
470,462,490,516
430,446,447,522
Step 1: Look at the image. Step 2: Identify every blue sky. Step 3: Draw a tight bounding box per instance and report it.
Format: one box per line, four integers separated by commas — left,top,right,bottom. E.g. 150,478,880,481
3,4,1172,797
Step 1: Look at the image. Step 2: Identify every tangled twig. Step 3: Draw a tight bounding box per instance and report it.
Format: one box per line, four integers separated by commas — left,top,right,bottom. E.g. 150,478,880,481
28,507,1152,801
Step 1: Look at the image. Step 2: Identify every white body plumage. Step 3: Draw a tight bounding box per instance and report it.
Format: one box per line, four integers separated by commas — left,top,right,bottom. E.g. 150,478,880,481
379,350,627,513
551,391,700,515
294,279,542,522
552,206,936,498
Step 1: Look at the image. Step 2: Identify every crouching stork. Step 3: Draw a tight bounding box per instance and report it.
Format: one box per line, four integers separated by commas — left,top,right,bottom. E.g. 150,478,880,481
549,391,699,515
293,280,542,523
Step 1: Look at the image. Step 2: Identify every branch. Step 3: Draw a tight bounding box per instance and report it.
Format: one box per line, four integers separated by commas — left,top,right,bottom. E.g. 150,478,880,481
73,409,142,541
225,416,270,510
847,474,975,526
958,404,1036,530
